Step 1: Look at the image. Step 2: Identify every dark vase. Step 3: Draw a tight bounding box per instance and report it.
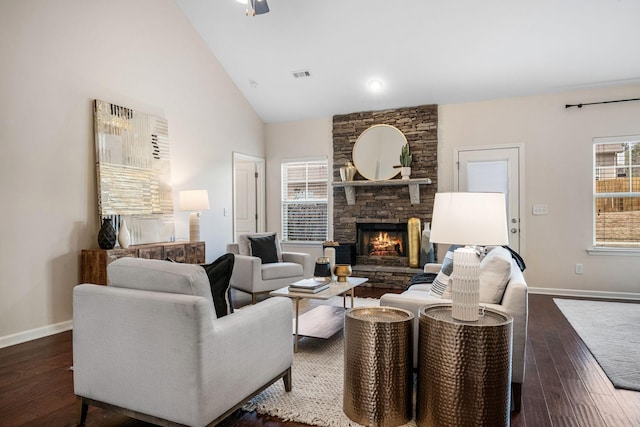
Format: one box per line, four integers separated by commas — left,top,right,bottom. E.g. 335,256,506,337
97,218,116,249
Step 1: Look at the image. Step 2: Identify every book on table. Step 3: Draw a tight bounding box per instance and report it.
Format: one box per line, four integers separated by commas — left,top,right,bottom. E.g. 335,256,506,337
288,278,330,293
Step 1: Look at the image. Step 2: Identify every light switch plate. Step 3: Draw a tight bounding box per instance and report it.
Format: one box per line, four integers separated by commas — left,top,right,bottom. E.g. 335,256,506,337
532,204,548,215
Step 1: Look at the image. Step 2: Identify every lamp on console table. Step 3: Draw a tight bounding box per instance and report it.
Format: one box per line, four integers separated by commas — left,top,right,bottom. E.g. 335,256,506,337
179,190,210,242
429,192,509,321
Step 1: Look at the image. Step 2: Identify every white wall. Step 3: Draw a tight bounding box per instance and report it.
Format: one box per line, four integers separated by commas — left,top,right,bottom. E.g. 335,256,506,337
439,84,640,297
266,85,640,299
265,118,332,258
0,0,264,344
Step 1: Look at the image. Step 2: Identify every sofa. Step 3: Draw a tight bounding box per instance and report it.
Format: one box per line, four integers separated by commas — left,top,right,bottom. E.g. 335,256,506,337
73,257,293,426
380,246,528,411
227,232,314,304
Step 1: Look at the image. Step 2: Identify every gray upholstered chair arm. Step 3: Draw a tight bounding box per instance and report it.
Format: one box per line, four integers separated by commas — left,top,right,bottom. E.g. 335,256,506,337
229,254,262,293
423,263,441,273
227,243,240,254
282,251,313,278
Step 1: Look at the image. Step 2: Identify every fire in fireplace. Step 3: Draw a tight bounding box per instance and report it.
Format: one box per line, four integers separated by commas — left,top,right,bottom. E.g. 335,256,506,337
356,223,408,257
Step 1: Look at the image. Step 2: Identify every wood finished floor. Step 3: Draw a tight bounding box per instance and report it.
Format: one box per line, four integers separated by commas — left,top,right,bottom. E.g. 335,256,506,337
0,290,639,427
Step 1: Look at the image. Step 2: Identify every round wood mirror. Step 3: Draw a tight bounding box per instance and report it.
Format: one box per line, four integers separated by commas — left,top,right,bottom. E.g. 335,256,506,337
352,124,407,180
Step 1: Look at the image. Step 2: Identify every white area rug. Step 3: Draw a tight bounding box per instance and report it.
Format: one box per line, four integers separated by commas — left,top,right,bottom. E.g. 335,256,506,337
554,298,640,391
243,297,417,427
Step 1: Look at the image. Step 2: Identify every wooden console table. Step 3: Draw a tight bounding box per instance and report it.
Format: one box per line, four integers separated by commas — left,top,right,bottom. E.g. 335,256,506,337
80,241,205,285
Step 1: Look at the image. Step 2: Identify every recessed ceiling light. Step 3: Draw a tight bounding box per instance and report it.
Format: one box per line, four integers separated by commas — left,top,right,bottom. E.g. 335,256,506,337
367,79,384,92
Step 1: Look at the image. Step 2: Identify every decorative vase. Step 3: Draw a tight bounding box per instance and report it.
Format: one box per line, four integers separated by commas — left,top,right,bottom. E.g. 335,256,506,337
334,264,352,282
407,217,421,268
118,218,131,249
400,167,411,180
340,161,357,181
419,221,435,266
313,257,332,282
97,218,116,249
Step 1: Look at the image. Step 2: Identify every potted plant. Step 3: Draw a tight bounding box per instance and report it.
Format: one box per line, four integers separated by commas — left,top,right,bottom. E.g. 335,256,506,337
399,143,412,180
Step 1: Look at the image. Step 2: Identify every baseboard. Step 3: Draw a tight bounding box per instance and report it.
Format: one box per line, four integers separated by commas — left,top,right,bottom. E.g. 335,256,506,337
0,320,73,349
529,287,640,301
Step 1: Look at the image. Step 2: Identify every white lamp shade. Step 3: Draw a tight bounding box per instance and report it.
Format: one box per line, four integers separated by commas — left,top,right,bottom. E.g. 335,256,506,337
179,190,210,211
430,192,509,246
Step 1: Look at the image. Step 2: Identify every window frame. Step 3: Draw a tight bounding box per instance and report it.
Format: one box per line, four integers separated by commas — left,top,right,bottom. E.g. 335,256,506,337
280,157,329,244
591,135,640,255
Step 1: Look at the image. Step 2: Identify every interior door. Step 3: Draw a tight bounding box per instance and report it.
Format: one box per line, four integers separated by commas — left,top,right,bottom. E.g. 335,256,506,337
233,154,265,240
455,146,523,253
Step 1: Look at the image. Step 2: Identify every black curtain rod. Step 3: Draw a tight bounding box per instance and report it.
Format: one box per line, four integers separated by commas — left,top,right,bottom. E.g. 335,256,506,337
565,97,640,109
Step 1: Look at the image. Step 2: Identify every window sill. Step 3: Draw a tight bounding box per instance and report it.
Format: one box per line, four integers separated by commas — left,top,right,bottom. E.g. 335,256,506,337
587,247,640,257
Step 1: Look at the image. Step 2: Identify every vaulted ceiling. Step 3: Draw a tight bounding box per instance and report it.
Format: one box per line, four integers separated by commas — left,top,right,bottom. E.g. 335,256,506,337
176,0,640,123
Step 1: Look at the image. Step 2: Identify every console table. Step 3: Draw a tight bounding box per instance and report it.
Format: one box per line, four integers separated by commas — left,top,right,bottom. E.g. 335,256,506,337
80,241,205,285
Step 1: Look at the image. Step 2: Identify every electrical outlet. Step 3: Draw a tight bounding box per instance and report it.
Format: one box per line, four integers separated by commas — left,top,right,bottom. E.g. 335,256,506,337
223,208,228,217
575,263,584,274
532,204,548,215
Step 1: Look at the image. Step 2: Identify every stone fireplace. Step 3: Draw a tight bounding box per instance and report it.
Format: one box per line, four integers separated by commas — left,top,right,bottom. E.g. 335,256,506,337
332,105,438,289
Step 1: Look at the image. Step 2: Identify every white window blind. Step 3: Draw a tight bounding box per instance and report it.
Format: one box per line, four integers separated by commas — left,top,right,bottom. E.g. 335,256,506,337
281,160,328,242
593,137,640,248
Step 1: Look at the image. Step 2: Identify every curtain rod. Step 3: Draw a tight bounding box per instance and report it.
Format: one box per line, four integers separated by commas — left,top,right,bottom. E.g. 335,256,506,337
565,97,640,109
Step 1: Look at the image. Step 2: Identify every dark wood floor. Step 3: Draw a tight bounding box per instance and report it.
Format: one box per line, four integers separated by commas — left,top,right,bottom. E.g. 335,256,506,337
1,290,639,427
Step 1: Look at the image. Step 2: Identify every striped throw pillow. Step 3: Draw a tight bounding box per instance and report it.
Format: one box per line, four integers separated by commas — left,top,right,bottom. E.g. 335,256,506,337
429,245,458,298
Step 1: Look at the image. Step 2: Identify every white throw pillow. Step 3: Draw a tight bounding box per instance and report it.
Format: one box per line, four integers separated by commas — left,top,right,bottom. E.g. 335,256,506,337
479,246,512,304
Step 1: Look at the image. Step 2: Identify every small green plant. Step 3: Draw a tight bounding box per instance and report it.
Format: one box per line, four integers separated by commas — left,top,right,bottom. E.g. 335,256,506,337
399,143,412,167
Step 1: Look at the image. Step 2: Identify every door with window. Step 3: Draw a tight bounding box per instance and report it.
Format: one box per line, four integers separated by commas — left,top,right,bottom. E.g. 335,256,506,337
455,146,523,253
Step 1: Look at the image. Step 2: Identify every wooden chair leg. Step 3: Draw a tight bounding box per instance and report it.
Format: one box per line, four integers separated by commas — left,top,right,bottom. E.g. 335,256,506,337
512,382,522,412
252,293,257,305
77,396,88,425
283,367,292,392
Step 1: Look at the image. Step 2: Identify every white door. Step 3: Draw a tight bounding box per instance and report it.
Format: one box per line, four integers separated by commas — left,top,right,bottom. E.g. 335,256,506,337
233,153,265,240
455,146,523,253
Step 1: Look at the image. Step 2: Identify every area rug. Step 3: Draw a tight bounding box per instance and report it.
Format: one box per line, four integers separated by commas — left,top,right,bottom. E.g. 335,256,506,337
554,298,640,391
243,297,417,427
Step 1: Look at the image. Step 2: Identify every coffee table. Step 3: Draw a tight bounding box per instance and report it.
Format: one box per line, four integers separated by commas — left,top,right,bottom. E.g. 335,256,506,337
270,277,368,351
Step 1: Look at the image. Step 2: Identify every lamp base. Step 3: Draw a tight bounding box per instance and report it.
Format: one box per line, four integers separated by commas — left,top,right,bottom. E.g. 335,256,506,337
189,212,200,242
451,246,480,321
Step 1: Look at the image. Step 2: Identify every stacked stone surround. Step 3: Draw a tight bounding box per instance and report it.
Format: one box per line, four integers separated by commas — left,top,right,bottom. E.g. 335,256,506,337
332,105,438,289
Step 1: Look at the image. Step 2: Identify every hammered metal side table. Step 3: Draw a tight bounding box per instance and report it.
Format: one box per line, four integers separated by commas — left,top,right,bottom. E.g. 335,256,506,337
417,304,513,427
343,306,414,427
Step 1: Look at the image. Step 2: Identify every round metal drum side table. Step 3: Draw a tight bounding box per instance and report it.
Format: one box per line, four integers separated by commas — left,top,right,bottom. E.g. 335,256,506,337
417,304,513,427
344,306,414,427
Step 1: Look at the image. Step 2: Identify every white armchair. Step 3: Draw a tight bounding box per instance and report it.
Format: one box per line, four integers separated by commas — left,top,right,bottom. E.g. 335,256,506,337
227,232,314,304
73,257,293,426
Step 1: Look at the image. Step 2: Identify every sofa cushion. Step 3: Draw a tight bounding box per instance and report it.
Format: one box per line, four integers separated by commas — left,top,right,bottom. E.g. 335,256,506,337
237,232,283,261
201,253,235,318
261,262,303,280
107,257,214,306
478,246,512,303
440,246,512,303
248,234,279,264
429,245,458,297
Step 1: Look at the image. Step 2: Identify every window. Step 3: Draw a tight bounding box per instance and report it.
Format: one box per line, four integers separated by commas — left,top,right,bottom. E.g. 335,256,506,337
281,159,328,242
593,136,640,248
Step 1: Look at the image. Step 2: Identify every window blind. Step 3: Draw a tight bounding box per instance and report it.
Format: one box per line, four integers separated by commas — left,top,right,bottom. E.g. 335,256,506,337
281,160,328,242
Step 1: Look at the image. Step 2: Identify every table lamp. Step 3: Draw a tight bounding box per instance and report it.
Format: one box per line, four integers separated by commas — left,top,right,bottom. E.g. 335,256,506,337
179,190,210,242
429,192,509,321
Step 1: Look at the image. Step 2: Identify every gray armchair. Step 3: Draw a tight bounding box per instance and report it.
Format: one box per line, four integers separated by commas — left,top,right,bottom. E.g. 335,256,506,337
227,232,314,304
73,257,293,426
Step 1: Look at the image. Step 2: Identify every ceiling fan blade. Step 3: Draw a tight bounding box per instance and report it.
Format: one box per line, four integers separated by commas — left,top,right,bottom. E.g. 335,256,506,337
253,0,269,14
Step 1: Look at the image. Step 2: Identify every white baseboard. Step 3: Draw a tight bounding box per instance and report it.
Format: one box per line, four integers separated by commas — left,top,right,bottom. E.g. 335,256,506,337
0,320,73,349
529,286,640,301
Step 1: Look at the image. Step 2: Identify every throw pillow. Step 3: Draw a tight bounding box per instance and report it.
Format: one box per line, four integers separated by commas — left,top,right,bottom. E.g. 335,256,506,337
478,246,512,304
429,245,458,298
237,232,284,261
248,234,279,264
201,253,235,318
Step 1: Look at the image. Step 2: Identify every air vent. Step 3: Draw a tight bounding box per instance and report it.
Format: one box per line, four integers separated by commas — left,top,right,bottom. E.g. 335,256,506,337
292,70,312,79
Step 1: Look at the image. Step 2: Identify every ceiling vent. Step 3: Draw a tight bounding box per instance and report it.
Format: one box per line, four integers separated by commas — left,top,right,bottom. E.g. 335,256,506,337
292,70,312,79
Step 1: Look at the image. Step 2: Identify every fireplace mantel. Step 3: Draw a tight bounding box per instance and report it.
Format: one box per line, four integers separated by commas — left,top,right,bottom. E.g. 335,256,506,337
332,178,432,205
